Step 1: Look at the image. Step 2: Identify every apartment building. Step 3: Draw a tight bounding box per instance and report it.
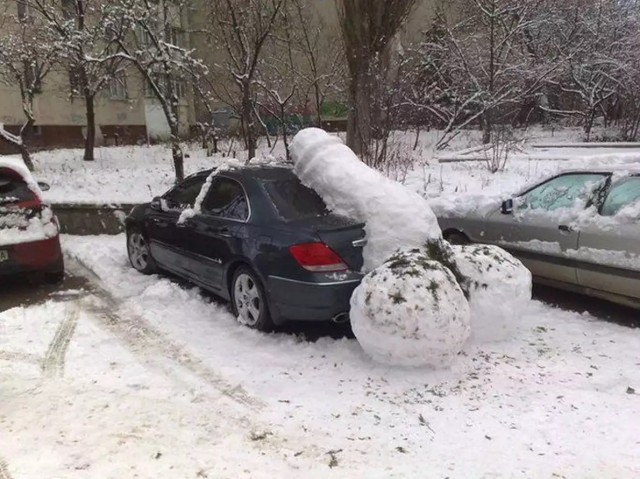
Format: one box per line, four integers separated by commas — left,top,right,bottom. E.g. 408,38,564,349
0,0,194,154
0,0,438,153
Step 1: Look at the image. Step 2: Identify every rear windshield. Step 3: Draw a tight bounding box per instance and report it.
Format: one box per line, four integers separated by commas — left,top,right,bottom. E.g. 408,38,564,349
0,169,36,206
264,177,329,220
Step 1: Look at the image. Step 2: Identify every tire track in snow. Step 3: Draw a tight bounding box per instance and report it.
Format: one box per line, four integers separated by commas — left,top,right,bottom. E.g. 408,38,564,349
68,259,264,411
0,458,14,479
0,351,40,365
41,303,80,377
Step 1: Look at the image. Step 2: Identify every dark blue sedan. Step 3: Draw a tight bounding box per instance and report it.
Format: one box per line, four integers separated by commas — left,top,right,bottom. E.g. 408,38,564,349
125,166,366,331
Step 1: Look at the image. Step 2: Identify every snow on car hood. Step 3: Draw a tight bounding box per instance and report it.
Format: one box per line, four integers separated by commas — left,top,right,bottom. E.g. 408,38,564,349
429,193,505,219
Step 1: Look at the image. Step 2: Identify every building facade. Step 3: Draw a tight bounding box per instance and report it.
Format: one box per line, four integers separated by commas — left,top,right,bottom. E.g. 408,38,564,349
0,0,437,153
0,0,194,154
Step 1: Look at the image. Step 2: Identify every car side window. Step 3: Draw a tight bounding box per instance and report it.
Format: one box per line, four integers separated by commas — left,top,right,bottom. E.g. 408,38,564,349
163,176,206,211
201,177,249,221
601,177,640,217
518,173,607,212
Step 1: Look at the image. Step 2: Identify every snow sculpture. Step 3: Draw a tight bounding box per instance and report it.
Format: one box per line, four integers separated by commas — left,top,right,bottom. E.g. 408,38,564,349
350,249,471,367
289,128,441,272
450,244,532,342
289,128,531,367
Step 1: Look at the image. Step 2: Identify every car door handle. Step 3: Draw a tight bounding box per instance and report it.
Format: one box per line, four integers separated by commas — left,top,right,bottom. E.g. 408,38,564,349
558,224,574,233
216,227,233,238
176,219,194,228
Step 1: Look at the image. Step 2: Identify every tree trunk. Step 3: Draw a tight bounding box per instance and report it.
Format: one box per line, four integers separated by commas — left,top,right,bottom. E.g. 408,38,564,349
313,83,322,127
242,85,257,162
171,133,184,183
19,118,35,171
482,112,492,144
18,144,34,171
83,93,96,161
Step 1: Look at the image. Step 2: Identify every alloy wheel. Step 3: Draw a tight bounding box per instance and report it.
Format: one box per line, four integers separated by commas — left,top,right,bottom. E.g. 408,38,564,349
234,273,261,326
128,232,150,271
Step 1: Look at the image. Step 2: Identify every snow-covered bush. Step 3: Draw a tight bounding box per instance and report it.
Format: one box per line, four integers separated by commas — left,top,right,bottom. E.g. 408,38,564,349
289,128,441,272
450,244,532,342
350,249,471,368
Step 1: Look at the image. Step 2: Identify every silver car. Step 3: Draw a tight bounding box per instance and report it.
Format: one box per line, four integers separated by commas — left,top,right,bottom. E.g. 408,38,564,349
437,169,640,309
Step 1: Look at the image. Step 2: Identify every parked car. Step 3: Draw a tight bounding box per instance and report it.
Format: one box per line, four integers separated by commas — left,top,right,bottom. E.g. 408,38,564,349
0,160,64,283
125,166,366,331
438,169,640,309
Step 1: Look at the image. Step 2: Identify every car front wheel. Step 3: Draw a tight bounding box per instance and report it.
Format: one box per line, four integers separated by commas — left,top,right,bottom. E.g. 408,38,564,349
127,227,158,274
231,266,273,332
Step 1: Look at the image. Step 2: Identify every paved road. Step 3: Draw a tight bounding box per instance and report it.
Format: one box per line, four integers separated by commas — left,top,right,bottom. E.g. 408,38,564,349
0,272,90,312
533,284,640,328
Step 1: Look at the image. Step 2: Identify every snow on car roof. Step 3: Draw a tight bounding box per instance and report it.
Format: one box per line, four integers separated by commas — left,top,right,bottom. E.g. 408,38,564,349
557,166,640,175
0,157,43,199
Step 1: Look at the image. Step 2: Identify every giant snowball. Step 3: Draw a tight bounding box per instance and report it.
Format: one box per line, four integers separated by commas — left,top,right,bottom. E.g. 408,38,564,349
350,249,471,368
450,244,532,342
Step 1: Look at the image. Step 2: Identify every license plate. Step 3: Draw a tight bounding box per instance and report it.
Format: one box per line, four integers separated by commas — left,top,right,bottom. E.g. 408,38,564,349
0,250,8,263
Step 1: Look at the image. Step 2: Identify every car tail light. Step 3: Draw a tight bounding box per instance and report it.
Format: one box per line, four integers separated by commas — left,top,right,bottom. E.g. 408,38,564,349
289,243,348,272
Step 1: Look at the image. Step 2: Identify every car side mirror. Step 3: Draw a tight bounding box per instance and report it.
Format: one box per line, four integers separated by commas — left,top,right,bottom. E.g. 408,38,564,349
38,181,51,192
501,198,514,214
150,196,162,211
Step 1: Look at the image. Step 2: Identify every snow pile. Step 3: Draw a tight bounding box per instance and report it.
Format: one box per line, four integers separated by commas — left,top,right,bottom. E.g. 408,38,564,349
289,128,441,272
350,248,471,367
451,244,532,342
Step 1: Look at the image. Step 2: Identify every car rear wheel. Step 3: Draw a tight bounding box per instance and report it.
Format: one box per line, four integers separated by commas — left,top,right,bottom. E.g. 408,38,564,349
44,270,65,285
445,231,470,246
231,266,273,332
127,227,157,274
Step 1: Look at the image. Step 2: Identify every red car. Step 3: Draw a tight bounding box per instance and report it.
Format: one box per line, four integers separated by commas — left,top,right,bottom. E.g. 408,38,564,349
0,159,64,283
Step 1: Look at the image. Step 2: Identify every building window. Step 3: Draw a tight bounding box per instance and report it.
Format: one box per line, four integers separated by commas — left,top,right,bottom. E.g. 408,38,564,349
173,77,186,99
169,27,185,48
145,74,187,100
61,0,75,19
17,0,29,21
137,25,153,48
69,66,83,96
109,72,128,99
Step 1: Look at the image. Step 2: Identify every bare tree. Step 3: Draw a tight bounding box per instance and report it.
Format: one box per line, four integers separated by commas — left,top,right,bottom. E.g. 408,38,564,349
415,0,564,148
285,0,345,127
205,0,284,162
29,0,130,162
0,4,58,170
336,0,417,162
542,0,636,140
111,0,206,182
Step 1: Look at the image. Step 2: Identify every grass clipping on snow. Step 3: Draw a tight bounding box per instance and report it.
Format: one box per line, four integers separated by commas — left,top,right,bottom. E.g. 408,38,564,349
290,128,533,368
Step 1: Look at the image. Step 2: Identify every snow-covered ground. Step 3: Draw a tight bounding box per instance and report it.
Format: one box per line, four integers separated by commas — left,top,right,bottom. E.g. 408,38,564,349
2,234,639,478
